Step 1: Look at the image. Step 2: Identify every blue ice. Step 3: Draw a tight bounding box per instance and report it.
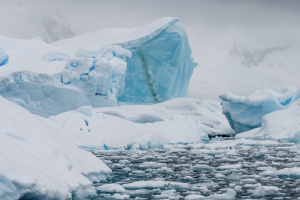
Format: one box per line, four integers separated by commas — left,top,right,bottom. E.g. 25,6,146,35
0,47,9,66
220,87,300,133
117,19,197,104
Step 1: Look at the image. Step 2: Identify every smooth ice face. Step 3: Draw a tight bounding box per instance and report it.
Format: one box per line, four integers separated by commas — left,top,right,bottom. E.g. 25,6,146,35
117,18,197,103
0,47,9,66
220,87,300,133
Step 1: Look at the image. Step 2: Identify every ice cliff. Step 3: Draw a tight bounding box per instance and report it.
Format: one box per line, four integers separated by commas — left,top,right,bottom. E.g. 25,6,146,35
0,17,196,117
220,87,300,133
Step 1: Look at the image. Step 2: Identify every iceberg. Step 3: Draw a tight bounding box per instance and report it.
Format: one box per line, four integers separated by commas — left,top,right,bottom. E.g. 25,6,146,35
0,95,111,200
0,47,9,66
0,17,196,117
220,87,300,133
238,97,300,143
116,17,198,103
0,44,131,117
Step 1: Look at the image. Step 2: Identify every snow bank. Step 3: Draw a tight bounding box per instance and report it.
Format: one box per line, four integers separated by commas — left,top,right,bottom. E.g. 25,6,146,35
220,87,300,133
0,96,111,200
0,47,9,66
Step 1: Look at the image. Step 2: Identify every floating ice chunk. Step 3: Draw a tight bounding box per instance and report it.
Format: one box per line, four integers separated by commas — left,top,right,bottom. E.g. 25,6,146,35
122,181,168,190
72,185,97,200
240,179,257,184
157,166,174,174
190,165,212,172
0,47,9,66
143,162,166,168
153,189,182,199
220,87,299,133
111,193,130,199
96,183,125,193
42,50,72,61
276,167,300,179
168,182,189,191
218,164,242,170
250,151,265,158
185,194,206,199
215,173,226,178
253,186,279,197
257,167,277,171
208,188,236,199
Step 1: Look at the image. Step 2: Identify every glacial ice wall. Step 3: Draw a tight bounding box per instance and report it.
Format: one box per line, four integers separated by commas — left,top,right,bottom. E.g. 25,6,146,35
220,87,300,133
117,18,197,103
0,47,9,66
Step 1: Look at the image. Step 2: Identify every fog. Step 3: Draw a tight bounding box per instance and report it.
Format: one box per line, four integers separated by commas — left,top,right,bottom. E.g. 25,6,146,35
1,0,300,99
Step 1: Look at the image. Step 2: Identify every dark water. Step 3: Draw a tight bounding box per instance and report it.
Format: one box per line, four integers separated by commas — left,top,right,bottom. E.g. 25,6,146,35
82,142,300,200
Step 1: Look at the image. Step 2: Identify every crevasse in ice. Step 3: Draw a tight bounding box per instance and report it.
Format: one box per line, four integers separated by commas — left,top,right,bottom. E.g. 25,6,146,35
0,47,9,66
220,87,300,133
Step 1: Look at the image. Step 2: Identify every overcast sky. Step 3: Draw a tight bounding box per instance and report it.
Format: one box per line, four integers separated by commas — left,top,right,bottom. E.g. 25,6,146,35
1,0,300,42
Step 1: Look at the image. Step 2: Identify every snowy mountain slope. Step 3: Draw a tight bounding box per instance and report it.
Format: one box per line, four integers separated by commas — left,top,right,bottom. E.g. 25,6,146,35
0,95,111,200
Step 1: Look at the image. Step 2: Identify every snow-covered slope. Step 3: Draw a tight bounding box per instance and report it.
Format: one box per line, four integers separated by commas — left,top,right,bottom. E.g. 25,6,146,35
0,96,111,200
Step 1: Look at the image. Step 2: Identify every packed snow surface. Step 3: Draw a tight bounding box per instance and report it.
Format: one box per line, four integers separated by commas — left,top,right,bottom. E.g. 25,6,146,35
220,87,300,133
0,96,111,200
